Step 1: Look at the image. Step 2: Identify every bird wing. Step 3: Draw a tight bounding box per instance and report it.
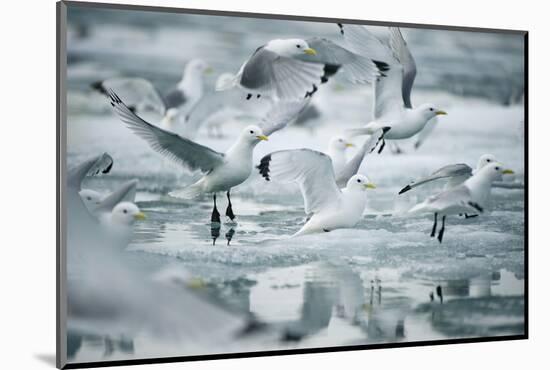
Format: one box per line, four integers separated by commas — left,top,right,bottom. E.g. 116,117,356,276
424,185,482,212
239,47,328,101
108,91,225,173
388,27,417,108
335,129,386,188
67,153,114,191
299,37,384,84
340,25,405,120
93,179,138,215
258,149,342,215
92,77,167,116
400,163,473,194
259,100,311,136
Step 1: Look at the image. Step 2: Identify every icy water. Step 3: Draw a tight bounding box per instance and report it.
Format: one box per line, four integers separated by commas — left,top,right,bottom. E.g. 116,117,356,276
65,6,525,363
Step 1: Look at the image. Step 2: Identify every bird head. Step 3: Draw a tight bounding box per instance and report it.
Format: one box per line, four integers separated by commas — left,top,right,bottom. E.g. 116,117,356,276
477,154,497,170
266,39,317,58
479,162,514,182
347,174,376,192
79,189,103,209
329,136,355,152
185,59,213,77
242,125,269,144
111,202,146,226
418,103,447,120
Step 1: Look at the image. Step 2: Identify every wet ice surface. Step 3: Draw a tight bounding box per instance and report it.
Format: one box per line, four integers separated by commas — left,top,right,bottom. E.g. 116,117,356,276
65,7,525,363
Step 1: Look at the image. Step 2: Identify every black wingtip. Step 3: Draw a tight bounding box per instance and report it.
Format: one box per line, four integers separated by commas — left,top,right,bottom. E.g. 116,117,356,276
90,80,107,95
102,161,113,174
305,84,318,98
256,154,272,181
337,23,344,35
398,185,411,195
468,202,484,213
382,126,391,134
373,60,390,74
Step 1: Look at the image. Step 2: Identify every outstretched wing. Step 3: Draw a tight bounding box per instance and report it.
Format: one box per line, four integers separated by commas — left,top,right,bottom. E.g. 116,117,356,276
259,100,311,136
388,27,417,108
239,47,330,101
340,25,405,120
257,149,342,215
335,129,386,188
399,163,473,194
108,91,225,173
67,153,113,191
299,37,384,84
92,77,167,116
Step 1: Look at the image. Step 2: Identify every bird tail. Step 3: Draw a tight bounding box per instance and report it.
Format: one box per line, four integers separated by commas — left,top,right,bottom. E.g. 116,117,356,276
169,180,204,199
215,73,237,91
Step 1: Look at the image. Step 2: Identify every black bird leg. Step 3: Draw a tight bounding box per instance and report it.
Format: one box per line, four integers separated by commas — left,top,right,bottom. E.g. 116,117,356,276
211,194,221,223
378,138,386,154
430,213,438,237
464,213,478,219
226,191,236,221
437,215,446,243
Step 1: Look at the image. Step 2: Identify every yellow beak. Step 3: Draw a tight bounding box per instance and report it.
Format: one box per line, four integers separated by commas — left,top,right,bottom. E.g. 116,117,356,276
256,135,269,141
364,183,376,189
204,67,214,75
134,212,146,220
502,169,515,175
435,110,448,116
304,48,317,56
345,143,355,148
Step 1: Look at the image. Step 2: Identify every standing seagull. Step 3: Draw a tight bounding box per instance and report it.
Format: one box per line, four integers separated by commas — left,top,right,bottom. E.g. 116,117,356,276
341,26,447,152
257,149,376,236
108,91,306,222
408,162,514,242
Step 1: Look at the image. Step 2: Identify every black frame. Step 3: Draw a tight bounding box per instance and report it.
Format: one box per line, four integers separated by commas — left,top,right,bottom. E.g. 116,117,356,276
56,1,529,368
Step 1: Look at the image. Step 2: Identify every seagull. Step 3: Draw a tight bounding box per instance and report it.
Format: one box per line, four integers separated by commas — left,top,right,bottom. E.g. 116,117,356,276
398,154,499,195
257,149,376,236
408,162,514,242
92,58,212,120
80,179,138,215
340,25,447,153
217,38,385,101
108,90,307,222
98,201,146,245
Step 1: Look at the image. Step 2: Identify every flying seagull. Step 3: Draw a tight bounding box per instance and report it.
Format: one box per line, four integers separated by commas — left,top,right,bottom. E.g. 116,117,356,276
217,38,386,102
341,26,447,153
108,90,307,223
257,149,376,236
409,162,514,242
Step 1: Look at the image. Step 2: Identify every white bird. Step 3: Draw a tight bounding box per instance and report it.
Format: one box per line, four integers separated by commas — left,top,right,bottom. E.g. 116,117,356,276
257,149,376,236
217,38,384,102
98,201,146,245
108,90,306,222
341,25,447,153
409,162,514,242
92,58,211,120
398,154,499,195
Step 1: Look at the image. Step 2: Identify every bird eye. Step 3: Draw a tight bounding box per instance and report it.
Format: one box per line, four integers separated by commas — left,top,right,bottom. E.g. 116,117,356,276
429,108,434,111
357,179,361,183
249,130,254,134
495,167,500,171
486,159,491,162
123,209,128,214
296,44,301,48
